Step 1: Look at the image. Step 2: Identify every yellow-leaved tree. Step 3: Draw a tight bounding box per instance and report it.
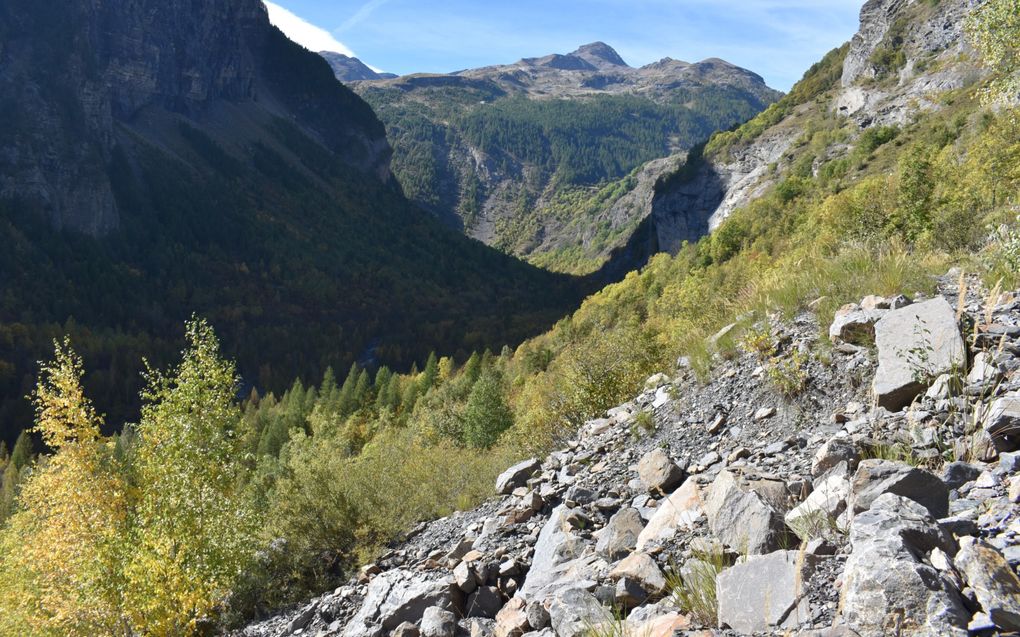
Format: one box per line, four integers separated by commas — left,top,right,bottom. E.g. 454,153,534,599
125,318,261,636
0,340,130,636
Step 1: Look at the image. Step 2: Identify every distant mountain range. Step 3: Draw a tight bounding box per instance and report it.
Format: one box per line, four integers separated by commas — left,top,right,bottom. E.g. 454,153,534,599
318,42,781,274
0,0,585,442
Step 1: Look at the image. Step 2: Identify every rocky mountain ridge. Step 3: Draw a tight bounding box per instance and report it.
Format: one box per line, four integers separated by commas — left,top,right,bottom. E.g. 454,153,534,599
617,0,985,268
346,42,780,274
320,52,398,82
0,0,390,235
240,274,1020,636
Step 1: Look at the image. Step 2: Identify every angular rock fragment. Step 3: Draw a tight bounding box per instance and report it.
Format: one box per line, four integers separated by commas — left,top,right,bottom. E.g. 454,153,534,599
704,470,792,554
955,538,1020,632
496,459,542,495
716,550,820,633
342,571,454,637
594,507,644,559
635,478,703,551
840,494,968,636
548,588,608,637
985,395,1020,453
872,297,965,410
829,303,885,344
849,459,949,519
637,449,685,493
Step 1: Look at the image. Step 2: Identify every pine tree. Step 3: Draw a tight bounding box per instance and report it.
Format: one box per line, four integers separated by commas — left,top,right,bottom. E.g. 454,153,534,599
10,430,32,471
461,369,514,449
319,366,339,410
374,367,393,411
336,363,360,416
125,319,261,636
352,368,372,411
421,352,439,391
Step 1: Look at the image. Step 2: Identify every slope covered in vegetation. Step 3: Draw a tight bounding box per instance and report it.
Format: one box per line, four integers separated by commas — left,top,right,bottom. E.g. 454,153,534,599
0,0,587,447
0,0,1018,634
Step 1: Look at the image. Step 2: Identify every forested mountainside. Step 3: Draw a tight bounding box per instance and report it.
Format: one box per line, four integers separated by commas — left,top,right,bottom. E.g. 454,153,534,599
345,44,781,274
0,0,586,444
0,0,1019,635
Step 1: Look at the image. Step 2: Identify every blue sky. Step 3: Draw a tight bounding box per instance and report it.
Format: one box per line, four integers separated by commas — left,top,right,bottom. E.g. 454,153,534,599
264,0,864,91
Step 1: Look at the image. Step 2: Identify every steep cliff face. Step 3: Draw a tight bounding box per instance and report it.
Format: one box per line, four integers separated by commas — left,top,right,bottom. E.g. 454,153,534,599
603,0,984,274
0,0,587,443
0,0,389,235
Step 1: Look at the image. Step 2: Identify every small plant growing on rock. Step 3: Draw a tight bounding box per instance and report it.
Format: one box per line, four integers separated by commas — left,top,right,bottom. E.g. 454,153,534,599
765,349,809,399
666,548,732,627
741,324,777,361
631,410,656,436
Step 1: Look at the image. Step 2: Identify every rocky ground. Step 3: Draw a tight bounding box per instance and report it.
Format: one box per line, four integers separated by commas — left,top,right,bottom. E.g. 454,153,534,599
238,271,1020,637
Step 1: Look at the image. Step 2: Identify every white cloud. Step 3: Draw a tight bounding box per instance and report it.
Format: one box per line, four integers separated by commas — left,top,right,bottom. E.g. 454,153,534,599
263,1,356,56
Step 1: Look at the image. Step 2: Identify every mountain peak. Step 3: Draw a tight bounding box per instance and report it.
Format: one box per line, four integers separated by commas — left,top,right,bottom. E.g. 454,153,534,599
318,51,397,82
569,42,629,68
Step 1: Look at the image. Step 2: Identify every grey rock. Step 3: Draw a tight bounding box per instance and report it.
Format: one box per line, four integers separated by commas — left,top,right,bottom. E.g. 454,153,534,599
785,473,850,541
608,552,667,595
829,303,885,344
519,506,602,602
637,449,685,493
704,470,792,554
594,508,643,560
840,494,968,636
392,622,420,637
1001,451,1020,473
849,459,949,519
716,550,820,633
955,538,1020,631
615,577,648,609
985,396,1020,453
524,600,550,631
496,459,542,495
343,571,454,637
872,298,965,410
421,607,457,637
942,462,983,491
635,478,704,550
812,437,861,477
454,561,478,594
466,587,503,620
548,589,608,637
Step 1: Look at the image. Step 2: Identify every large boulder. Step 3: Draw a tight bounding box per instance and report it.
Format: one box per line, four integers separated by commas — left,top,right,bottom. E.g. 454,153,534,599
421,607,457,637
716,550,821,633
495,459,541,495
493,598,529,637
811,437,860,477
704,470,792,554
637,449,685,493
872,297,965,410
594,508,644,560
985,395,1020,453
547,588,608,637
956,538,1020,632
840,494,968,636
849,459,949,519
636,477,703,550
519,506,605,602
608,552,667,595
343,571,455,637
